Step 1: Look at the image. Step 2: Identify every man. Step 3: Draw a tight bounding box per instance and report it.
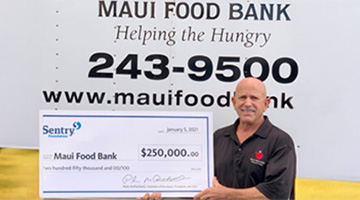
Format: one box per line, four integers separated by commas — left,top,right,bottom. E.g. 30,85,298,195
140,78,296,200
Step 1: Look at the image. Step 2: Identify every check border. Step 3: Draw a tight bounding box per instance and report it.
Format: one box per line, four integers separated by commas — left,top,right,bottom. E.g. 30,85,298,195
41,113,212,195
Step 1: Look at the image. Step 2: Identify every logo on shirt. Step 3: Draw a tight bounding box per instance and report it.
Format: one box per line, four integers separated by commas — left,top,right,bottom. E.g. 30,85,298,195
250,150,265,166
255,151,263,159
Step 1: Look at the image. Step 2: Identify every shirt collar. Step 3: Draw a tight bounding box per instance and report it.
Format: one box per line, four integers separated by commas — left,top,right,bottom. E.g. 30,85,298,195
254,116,271,138
225,116,272,139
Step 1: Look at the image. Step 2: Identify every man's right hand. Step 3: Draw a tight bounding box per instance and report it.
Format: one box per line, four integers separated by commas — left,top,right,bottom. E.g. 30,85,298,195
136,192,162,200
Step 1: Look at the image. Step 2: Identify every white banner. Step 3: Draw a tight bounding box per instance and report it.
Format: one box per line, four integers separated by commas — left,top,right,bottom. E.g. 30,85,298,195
1,0,360,181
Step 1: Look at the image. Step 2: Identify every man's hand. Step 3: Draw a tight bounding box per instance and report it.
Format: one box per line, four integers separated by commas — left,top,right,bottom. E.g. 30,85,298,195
136,192,162,200
194,177,229,200
194,177,269,200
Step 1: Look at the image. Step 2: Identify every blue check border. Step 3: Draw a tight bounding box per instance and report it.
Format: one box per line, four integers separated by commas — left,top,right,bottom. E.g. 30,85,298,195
41,114,212,195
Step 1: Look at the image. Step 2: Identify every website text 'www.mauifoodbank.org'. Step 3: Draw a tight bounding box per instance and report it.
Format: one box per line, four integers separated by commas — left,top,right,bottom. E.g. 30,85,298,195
42,90,294,109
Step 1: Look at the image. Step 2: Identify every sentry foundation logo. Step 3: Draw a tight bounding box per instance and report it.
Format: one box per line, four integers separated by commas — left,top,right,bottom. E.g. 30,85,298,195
42,122,81,138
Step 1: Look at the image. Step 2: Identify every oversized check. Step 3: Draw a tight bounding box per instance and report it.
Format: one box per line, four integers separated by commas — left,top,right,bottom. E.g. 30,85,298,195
39,110,214,198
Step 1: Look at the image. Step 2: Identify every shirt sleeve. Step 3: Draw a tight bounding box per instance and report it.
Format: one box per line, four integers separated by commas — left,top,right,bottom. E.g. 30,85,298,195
255,138,296,200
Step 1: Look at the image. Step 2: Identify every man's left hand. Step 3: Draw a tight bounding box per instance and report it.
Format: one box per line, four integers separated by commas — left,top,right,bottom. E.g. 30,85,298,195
194,177,229,200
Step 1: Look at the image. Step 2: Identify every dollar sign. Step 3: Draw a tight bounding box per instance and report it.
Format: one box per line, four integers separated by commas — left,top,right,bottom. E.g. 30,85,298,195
141,148,146,157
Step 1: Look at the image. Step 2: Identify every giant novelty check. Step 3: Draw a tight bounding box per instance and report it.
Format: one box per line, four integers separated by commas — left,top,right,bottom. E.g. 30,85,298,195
39,110,214,198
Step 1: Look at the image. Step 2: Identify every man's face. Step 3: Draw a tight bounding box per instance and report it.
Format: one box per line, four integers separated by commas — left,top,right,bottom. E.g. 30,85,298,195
232,79,270,125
